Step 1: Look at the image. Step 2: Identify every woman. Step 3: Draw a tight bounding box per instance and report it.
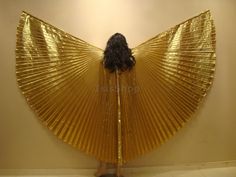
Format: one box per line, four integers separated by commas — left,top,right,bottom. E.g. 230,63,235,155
95,33,135,177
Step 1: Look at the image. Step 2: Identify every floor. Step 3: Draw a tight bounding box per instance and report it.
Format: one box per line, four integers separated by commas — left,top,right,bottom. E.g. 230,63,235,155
132,166,236,177
0,165,236,177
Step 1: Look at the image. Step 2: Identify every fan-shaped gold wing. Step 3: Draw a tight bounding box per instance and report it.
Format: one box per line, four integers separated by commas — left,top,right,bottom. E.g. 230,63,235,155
120,10,216,162
16,10,216,164
16,11,119,163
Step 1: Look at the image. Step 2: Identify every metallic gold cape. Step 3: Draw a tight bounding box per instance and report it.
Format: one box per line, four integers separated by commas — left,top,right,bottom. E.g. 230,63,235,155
16,11,216,164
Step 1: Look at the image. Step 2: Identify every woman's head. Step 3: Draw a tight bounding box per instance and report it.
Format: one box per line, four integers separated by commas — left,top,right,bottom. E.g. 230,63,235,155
103,33,135,72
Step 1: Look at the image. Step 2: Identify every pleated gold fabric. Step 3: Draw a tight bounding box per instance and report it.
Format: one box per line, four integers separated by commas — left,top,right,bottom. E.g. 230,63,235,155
16,10,216,164
122,10,216,162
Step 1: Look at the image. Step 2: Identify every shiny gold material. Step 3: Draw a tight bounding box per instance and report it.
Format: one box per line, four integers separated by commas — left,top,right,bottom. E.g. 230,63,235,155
16,10,216,164
116,69,123,165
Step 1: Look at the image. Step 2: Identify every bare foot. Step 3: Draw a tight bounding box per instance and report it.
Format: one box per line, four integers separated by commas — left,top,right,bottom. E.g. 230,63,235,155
116,165,123,177
94,162,108,177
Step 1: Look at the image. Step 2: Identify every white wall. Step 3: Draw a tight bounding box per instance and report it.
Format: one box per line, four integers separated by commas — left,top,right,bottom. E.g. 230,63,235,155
0,0,236,169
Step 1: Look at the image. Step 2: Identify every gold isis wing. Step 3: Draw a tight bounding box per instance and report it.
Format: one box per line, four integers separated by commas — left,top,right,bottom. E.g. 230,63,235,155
16,10,216,164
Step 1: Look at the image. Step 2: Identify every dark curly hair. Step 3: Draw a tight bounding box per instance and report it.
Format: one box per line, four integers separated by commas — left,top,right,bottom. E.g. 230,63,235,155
103,33,135,72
